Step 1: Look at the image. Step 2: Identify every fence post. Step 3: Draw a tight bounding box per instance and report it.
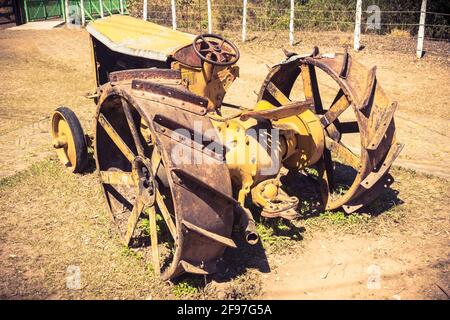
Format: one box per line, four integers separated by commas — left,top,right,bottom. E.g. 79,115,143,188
207,0,212,33
65,0,70,24
289,0,294,46
80,0,85,26
171,0,177,30
242,0,247,42
354,0,362,51
99,0,104,18
143,0,147,20
119,0,124,14
416,0,427,58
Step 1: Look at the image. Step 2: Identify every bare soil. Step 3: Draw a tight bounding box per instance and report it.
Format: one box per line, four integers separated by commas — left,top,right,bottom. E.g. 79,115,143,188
0,26,448,300
262,168,450,300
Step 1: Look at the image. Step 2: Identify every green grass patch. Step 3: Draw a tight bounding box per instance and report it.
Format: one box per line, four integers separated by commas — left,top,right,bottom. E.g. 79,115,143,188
305,211,371,228
140,211,165,237
120,246,143,261
256,218,302,249
172,279,202,298
0,159,62,190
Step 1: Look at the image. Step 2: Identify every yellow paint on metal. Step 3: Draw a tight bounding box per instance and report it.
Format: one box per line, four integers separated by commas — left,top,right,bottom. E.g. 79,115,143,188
172,61,239,110
254,100,324,169
251,179,280,208
148,205,161,275
98,113,136,162
51,111,76,171
87,15,195,61
276,109,324,169
211,99,324,211
266,81,290,105
99,171,135,186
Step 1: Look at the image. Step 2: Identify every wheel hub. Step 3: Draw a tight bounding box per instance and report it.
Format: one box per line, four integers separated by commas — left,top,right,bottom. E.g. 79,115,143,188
132,156,156,207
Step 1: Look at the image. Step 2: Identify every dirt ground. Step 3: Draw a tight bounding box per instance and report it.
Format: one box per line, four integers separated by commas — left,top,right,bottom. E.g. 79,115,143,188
0,26,448,300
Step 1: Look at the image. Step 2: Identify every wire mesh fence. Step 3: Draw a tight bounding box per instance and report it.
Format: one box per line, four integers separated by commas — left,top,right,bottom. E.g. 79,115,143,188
124,0,449,56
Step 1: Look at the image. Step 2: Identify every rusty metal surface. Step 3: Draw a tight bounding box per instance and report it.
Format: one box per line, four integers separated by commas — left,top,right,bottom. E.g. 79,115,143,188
131,79,208,116
343,174,395,213
172,44,203,68
240,100,314,121
94,83,234,280
109,68,182,84
360,142,404,189
339,49,351,79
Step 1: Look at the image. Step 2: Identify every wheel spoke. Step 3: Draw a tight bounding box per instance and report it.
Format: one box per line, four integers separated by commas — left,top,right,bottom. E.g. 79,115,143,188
148,205,161,276
216,52,226,63
149,145,176,239
325,136,359,169
321,90,350,127
98,113,135,162
124,197,144,246
104,184,134,212
300,64,323,113
156,190,177,240
100,170,134,186
323,149,335,192
150,146,161,173
222,51,237,57
317,158,331,208
266,81,291,105
121,98,145,156
199,35,211,48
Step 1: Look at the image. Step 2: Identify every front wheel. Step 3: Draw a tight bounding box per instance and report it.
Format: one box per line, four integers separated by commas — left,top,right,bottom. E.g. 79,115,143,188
50,106,88,173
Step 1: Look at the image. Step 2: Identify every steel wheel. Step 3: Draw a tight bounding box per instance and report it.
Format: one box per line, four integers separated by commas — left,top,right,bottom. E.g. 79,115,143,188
94,86,235,279
258,49,403,213
50,106,88,173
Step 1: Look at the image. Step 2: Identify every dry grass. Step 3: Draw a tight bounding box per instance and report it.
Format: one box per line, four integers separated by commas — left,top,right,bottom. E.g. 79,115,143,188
389,28,412,38
0,28,96,178
0,158,448,299
0,158,263,299
0,29,94,135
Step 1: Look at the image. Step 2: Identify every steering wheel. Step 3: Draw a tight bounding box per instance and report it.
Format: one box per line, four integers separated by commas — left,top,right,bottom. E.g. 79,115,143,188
192,33,240,66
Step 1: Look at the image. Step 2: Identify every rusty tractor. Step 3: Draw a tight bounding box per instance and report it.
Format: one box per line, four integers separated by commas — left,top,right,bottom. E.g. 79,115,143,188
50,16,403,280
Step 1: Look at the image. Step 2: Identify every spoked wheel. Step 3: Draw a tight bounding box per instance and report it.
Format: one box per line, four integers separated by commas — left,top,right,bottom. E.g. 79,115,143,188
258,48,403,213
50,106,88,173
94,86,235,280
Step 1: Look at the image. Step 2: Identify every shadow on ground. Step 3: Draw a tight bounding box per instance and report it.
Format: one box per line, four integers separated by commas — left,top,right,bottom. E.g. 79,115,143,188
86,155,404,292
282,163,404,219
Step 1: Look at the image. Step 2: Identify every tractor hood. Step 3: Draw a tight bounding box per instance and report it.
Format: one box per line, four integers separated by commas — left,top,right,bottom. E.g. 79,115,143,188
86,15,195,62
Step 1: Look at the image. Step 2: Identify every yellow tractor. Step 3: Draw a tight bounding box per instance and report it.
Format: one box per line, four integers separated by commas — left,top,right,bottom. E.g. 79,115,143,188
50,15,403,280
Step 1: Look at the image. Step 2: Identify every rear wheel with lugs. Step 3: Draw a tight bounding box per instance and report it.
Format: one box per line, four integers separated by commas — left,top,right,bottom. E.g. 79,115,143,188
258,49,403,213
94,85,235,280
